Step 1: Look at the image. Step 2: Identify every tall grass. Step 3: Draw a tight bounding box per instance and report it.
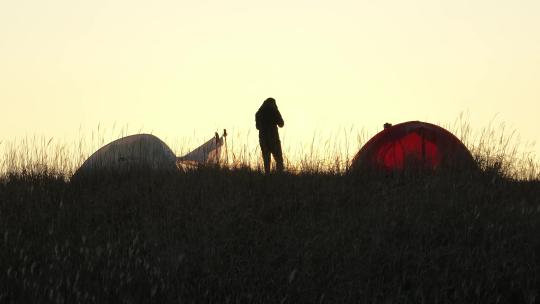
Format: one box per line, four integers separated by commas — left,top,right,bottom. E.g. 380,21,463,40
1,119,538,180
448,114,539,180
0,136,76,178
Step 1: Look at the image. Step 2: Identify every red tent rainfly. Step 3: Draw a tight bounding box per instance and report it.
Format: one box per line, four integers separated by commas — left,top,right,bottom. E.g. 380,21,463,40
351,121,476,173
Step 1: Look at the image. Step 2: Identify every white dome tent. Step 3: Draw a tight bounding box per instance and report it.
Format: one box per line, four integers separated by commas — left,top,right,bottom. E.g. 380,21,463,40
74,131,227,176
75,134,177,175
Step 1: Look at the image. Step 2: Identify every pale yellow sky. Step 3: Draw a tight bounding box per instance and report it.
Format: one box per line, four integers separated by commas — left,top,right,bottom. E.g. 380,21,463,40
1,0,539,162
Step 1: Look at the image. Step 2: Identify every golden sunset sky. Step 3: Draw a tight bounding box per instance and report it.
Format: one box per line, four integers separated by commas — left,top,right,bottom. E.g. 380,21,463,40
1,0,539,161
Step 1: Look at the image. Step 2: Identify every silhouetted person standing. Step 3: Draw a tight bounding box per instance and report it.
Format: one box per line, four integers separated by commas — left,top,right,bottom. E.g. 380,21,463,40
256,97,284,174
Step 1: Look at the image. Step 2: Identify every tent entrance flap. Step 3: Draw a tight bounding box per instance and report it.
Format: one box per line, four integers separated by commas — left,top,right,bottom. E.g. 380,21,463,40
177,130,227,165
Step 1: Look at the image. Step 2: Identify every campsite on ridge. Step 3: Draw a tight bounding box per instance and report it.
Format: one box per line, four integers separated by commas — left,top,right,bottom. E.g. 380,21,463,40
1,119,539,302
2,0,539,301
73,120,491,177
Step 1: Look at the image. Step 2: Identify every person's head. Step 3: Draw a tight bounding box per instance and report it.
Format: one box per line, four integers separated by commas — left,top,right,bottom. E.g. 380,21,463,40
262,97,276,108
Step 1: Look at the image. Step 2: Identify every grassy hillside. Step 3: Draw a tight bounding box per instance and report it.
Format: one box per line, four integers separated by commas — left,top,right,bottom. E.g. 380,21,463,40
1,166,540,303
1,121,539,303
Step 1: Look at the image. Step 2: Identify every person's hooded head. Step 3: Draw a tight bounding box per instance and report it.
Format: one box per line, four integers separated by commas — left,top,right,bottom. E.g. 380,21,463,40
260,97,277,111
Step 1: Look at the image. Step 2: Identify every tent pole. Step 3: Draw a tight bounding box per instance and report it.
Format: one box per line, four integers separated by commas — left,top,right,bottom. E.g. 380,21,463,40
223,129,228,167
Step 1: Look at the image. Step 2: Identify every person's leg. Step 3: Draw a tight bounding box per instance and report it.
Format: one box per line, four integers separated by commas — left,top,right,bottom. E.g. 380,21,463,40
273,141,284,172
260,140,271,174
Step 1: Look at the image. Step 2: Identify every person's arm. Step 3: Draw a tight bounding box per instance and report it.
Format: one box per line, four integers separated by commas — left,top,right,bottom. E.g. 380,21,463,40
275,109,284,128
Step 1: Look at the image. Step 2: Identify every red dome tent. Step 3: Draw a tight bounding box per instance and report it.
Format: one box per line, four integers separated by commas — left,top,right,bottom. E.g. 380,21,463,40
351,121,476,173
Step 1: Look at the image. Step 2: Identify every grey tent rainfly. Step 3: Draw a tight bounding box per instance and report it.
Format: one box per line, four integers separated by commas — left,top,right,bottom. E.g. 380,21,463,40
74,131,227,176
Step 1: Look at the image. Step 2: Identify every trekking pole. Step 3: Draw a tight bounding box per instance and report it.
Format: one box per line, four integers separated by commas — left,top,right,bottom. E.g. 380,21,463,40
214,132,220,166
223,129,228,167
